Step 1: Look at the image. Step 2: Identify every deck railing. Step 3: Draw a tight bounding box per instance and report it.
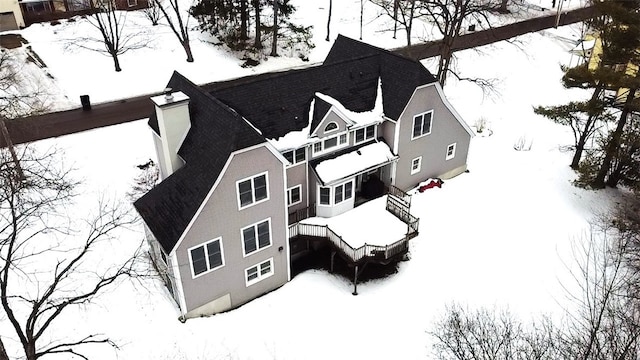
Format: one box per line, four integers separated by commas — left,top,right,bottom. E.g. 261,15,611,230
288,205,316,224
387,185,411,207
289,223,410,263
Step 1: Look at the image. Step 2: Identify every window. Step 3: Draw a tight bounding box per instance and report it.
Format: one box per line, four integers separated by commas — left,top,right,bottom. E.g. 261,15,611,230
245,258,274,286
287,185,302,206
411,157,422,175
355,125,376,144
412,111,433,139
318,181,353,206
127,0,137,6
242,219,271,256
237,173,269,209
324,122,338,133
188,238,224,278
446,143,457,160
319,187,330,205
313,133,348,156
283,148,306,165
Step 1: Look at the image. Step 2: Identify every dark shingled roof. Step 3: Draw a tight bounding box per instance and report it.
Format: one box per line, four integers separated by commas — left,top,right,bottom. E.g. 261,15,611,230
136,36,437,253
310,95,333,135
208,35,436,140
134,72,264,253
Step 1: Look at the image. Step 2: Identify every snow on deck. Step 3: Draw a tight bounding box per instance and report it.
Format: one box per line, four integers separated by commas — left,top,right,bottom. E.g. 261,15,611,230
315,142,396,184
301,196,408,249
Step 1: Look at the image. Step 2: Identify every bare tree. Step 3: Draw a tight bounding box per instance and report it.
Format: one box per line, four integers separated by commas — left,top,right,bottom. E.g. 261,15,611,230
79,0,148,72
558,220,640,360
127,159,159,202
417,0,501,86
372,0,419,45
144,0,162,26
0,51,49,119
271,0,279,56
253,0,263,49
326,0,332,42
430,304,560,359
158,0,195,62
0,145,145,360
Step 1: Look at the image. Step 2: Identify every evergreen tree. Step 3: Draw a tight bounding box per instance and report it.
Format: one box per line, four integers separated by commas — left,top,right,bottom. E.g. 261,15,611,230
588,0,640,188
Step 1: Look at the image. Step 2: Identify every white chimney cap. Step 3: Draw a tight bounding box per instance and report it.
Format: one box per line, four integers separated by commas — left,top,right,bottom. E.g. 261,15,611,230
151,91,189,107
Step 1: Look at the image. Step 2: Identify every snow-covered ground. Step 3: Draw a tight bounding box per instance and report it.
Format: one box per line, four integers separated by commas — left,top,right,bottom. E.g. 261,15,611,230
1,1,628,359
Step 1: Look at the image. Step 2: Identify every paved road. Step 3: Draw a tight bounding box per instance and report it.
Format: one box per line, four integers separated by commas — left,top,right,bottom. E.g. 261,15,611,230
2,6,598,147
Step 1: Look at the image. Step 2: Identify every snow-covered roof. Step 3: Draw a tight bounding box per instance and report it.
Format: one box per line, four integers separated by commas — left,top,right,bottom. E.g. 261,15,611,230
267,98,315,152
570,39,595,54
315,142,397,185
314,77,384,127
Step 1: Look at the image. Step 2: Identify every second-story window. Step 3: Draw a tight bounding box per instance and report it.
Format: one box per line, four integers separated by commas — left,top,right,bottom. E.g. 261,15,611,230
355,125,376,144
312,133,348,156
283,148,306,165
412,111,433,139
242,219,271,256
237,172,269,209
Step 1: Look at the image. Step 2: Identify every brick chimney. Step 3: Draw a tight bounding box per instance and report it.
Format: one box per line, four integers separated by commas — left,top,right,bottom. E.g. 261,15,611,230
151,88,190,179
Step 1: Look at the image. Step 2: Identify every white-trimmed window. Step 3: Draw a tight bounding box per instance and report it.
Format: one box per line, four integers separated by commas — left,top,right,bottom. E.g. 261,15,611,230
287,185,302,206
241,219,271,256
412,111,433,139
446,143,457,160
312,133,348,156
324,122,339,133
188,238,224,278
127,0,137,6
237,172,269,209
283,148,306,165
354,125,376,144
318,180,353,206
245,258,274,286
411,156,422,175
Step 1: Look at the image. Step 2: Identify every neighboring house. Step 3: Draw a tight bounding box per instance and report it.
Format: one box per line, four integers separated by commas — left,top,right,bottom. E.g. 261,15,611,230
580,32,639,104
134,35,474,320
0,0,25,31
18,0,147,26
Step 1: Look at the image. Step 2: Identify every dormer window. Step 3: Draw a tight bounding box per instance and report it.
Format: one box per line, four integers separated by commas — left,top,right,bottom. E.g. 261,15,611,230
324,122,339,133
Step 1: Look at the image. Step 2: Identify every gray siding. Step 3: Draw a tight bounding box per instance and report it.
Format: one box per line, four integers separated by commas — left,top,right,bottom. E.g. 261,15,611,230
286,161,308,213
381,120,396,151
394,85,471,191
175,145,288,314
313,110,349,138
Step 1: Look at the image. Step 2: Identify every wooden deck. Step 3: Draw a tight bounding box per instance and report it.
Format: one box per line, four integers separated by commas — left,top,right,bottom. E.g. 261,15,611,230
288,188,419,294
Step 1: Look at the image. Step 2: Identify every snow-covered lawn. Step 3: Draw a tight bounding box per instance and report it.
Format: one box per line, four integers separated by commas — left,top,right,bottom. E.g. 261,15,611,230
1,1,629,359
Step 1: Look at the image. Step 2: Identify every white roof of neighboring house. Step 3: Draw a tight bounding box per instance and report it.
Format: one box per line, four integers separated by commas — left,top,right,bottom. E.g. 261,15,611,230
570,39,596,54
315,141,396,185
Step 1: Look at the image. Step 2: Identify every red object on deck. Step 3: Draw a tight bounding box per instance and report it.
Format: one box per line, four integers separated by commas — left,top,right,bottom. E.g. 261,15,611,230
418,179,442,192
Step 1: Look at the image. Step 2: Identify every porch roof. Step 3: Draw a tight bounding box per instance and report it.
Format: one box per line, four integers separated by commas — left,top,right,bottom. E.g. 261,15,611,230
314,141,397,185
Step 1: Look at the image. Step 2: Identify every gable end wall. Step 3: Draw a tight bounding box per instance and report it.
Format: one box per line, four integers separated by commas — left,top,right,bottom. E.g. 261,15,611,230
176,145,288,315
394,85,471,191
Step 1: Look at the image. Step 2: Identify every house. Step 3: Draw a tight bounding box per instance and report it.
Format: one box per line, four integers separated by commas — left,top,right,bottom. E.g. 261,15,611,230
577,32,639,105
0,0,25,31
18,0,148,26
134,35,474,320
